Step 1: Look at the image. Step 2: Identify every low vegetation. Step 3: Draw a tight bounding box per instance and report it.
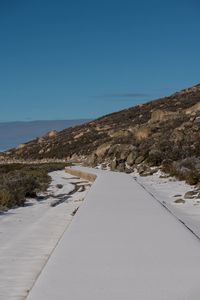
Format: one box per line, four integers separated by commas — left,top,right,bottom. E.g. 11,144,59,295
162,157,200,185
0,163,67,211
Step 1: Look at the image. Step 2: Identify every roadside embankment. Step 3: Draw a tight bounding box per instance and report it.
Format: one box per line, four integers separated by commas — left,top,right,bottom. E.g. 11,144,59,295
65,167,97,182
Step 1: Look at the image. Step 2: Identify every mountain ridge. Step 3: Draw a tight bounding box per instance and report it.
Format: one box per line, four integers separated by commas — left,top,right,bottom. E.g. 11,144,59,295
4,83,200,184
0,119,90,151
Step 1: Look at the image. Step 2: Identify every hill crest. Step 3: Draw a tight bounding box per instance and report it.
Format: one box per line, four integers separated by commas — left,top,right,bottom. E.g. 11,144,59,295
3,83,200,184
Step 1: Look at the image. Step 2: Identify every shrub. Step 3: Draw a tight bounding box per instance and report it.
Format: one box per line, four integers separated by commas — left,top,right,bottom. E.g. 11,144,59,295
0,190,12,209
147,149,163,165
162,157,200,185
0,162,67,210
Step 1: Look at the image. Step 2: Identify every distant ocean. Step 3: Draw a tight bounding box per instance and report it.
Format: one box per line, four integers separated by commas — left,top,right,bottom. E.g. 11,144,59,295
0,119,90,152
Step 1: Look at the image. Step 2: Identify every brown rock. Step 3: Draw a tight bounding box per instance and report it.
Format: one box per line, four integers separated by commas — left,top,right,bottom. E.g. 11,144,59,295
74,132,84,139
185,102,200,115
135,156,145,164
38,137,45,144
16,143,26,150
110,159,117,171
150,109,177,123
137,164,155,176
117,162,126,172
126,151,138,166
174,199,185,204
95,143,111,158
109,129,130,138
48,130,57,138
184,190,198,199
86,153,98,166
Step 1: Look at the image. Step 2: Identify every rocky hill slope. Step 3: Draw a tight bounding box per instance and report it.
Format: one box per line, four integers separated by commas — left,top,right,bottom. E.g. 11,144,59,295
4,84,200,184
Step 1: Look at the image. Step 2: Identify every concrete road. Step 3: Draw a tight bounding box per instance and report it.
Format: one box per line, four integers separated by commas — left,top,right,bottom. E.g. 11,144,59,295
26,167,200,300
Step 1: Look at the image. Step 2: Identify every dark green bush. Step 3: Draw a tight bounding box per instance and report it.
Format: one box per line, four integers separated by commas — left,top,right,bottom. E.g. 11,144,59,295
0,162,67,210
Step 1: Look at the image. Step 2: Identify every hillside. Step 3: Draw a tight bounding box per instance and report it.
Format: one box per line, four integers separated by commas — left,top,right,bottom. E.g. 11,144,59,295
4,84,200,184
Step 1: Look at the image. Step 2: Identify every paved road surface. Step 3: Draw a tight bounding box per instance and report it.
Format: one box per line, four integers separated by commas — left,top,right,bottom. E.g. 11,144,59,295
27,167,200,300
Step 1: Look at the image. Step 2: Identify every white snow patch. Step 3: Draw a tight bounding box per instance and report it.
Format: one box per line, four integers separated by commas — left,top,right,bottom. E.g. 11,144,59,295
0,170,91,300
132,169,200,238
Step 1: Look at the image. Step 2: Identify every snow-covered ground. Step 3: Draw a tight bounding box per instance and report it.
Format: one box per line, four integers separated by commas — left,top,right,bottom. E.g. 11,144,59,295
27,166,200,300
132,169,200,239
2,167,200,300
0,170,91,300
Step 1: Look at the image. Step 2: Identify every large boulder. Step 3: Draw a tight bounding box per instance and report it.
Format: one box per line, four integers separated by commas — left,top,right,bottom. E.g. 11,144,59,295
150,109,177,123
95,143,111,158
108,144,135,161
16,143,26,150
126,150,138,166
109,129,130,138
47,130,57,138
135,156,145,164
85,153,98,166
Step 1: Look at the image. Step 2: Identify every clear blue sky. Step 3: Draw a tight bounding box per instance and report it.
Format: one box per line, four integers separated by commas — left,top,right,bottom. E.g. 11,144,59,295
0,0,200,121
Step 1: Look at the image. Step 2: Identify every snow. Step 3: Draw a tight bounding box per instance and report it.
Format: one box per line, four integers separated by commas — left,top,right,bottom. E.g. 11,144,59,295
132,169,200,238
47,170,75,196
0,170,90,300
26,166,200,300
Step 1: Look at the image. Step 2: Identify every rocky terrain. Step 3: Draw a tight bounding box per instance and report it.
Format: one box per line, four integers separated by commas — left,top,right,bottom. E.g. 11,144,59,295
3,83,200,184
